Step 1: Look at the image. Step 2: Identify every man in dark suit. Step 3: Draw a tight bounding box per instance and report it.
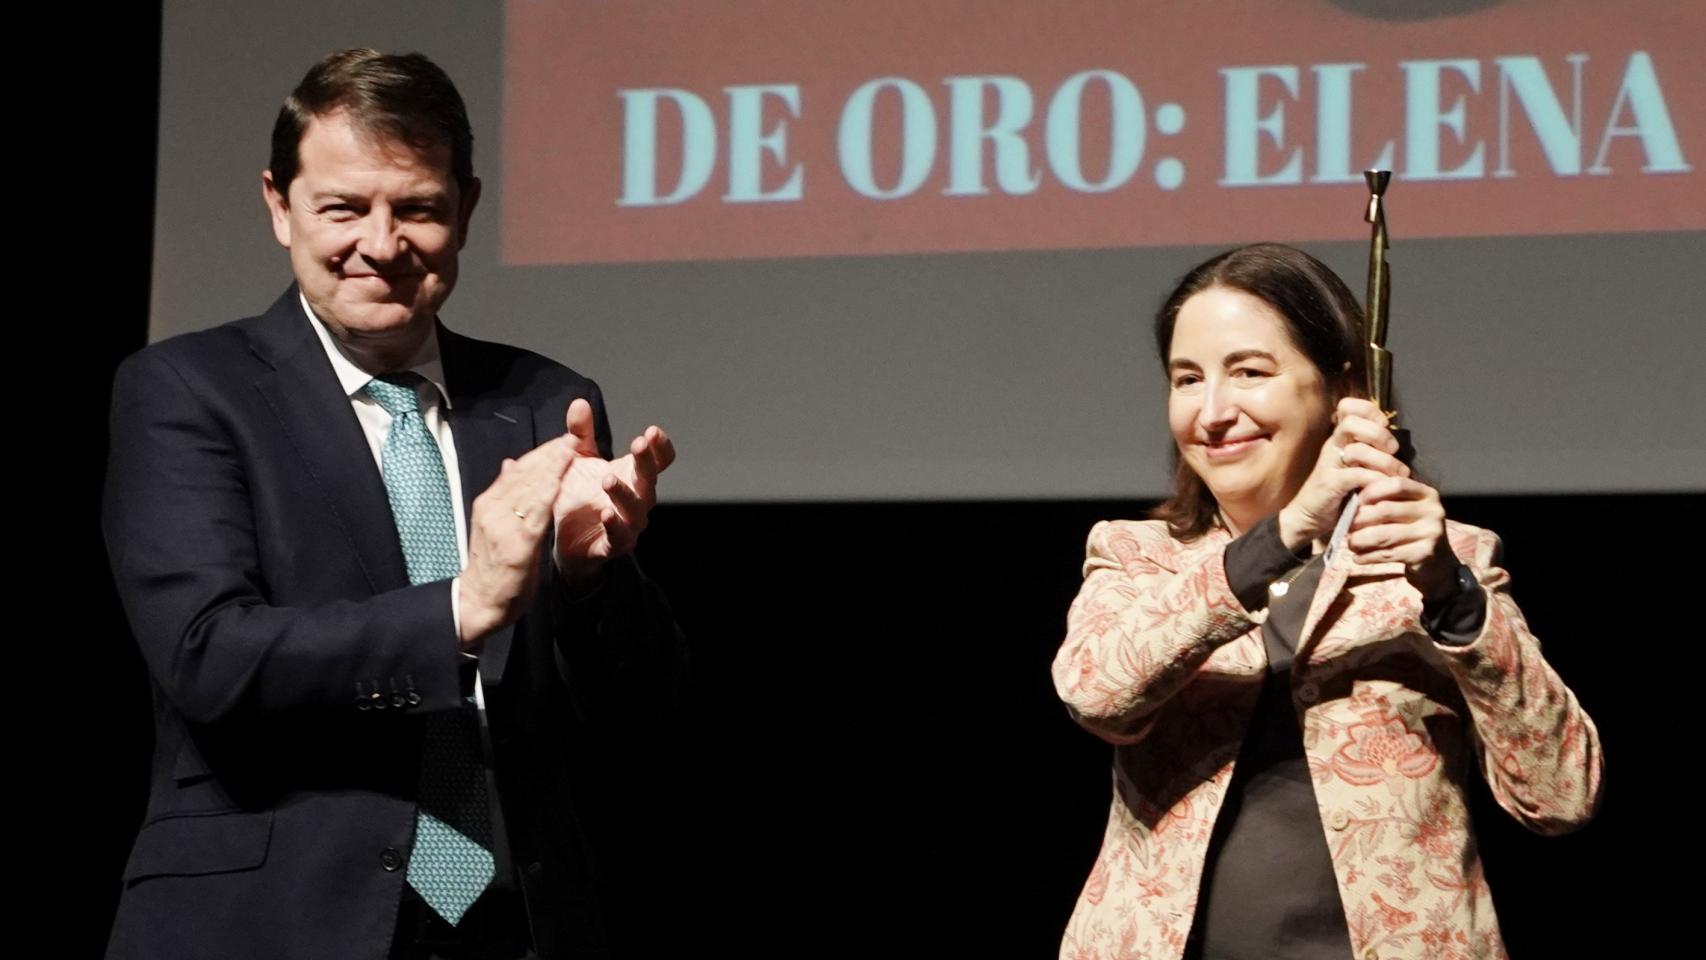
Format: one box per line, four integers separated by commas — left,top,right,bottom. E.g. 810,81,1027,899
103,49,685,959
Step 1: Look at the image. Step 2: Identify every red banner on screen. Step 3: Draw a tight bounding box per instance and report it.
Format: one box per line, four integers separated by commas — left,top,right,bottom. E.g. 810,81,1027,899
503,0,1703,264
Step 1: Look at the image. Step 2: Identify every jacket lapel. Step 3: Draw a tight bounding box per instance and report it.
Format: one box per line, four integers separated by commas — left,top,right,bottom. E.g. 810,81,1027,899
1297,554,1350,662
440,324,537,686
1298,552,1410,663
243,287,410,594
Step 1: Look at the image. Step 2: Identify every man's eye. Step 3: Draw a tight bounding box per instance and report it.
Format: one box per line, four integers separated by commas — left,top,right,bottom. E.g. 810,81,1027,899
321,205,358,221
1171,374,1201,389
1232,367,1271,380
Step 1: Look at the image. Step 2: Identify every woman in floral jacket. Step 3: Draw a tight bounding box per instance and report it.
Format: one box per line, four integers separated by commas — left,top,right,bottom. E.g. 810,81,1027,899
1053,244,1602,960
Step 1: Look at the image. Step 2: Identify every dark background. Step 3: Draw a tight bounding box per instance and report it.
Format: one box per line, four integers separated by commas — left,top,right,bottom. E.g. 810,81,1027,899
66,5,1686,956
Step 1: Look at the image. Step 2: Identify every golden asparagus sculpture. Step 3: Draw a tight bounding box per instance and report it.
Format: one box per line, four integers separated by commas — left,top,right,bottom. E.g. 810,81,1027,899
1327,169,1408,564
1363,169,1395,420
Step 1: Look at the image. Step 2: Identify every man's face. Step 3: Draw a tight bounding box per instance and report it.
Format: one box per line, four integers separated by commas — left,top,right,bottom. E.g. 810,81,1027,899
262,110,479,360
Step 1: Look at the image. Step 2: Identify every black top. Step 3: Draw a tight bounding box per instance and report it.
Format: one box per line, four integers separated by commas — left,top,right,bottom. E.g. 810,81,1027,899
1183,516,1485,959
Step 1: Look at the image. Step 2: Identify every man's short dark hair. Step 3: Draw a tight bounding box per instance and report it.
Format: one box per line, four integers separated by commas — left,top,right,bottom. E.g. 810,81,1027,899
269,48,474,197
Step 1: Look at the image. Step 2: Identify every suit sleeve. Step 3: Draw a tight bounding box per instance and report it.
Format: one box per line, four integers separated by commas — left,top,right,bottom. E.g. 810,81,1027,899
102,349,464,726
1432,527,1605,834
1051,521,1258,744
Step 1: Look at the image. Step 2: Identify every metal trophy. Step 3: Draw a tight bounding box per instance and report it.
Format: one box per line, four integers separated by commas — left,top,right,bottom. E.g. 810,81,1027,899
1326,170,1409,564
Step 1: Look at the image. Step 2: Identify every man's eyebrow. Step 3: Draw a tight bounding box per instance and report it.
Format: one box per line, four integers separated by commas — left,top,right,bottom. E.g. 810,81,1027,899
302,190,449,205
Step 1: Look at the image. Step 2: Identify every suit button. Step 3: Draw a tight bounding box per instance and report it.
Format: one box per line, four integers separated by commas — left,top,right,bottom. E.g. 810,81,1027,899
1297,682,1320,704
381,848,404,872
1361,950,1380,960
405,691,422,707
1329,809,1351,831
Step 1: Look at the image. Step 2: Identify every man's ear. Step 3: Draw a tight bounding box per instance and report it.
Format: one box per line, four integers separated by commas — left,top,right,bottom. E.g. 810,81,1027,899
262,170,292,249
455,176,482,250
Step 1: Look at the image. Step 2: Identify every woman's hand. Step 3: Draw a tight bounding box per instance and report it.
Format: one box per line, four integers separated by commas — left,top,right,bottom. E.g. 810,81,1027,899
1276,397,1406,549
1280,398,1459,601
1346,475,1461,604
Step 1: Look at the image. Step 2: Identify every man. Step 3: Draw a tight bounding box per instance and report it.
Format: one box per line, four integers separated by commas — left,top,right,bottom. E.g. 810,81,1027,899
103,49,685,959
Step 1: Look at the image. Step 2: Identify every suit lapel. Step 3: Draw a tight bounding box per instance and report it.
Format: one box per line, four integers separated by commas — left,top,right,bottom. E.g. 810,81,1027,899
1297,554,1350,661
438,326,536,531
1298,552,1409,663
246,300,542,680
440,325,537,686
244,288,410,594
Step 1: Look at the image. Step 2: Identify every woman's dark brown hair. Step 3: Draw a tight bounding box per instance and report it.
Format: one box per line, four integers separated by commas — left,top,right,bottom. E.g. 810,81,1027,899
1150,243,1367,540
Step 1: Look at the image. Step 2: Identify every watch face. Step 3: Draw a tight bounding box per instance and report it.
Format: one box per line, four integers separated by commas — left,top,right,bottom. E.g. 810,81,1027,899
1457,564,1478,594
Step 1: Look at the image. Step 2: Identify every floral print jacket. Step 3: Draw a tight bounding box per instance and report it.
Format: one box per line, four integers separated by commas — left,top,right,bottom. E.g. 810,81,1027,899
1052,519,1603,960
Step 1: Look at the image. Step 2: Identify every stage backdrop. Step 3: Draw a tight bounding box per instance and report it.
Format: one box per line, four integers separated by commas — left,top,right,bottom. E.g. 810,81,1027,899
152,0,1705,501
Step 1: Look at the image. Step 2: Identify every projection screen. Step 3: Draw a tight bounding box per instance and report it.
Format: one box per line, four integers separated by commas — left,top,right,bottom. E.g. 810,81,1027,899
151,0,1705,501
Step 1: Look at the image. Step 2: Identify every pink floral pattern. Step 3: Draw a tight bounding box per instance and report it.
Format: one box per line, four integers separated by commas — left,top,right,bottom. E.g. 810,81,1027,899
1332,707,1440,793
1052,519,1602,960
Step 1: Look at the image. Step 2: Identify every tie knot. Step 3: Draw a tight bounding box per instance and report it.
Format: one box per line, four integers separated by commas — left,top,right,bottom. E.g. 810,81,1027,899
363,373,427,417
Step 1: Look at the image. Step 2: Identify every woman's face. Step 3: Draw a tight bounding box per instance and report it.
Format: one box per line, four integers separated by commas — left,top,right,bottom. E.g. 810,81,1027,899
1167,286,1335,530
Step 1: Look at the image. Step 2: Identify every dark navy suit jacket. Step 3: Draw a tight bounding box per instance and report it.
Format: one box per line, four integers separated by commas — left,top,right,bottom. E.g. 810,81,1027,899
103,288,685,959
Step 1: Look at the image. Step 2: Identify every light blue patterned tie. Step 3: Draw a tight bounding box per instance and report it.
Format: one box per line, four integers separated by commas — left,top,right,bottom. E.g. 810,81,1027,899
363,374,494,925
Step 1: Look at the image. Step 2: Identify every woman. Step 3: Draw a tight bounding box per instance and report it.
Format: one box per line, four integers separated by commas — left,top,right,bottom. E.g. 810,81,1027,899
1052,244,1602,960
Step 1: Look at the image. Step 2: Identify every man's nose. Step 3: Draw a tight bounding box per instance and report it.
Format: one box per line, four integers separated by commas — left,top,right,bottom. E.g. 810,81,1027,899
355,211,404,263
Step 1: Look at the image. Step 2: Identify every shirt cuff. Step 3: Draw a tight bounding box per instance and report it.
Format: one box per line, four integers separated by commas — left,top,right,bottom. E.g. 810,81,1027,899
450,575,477,660
1421,568,1487,647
